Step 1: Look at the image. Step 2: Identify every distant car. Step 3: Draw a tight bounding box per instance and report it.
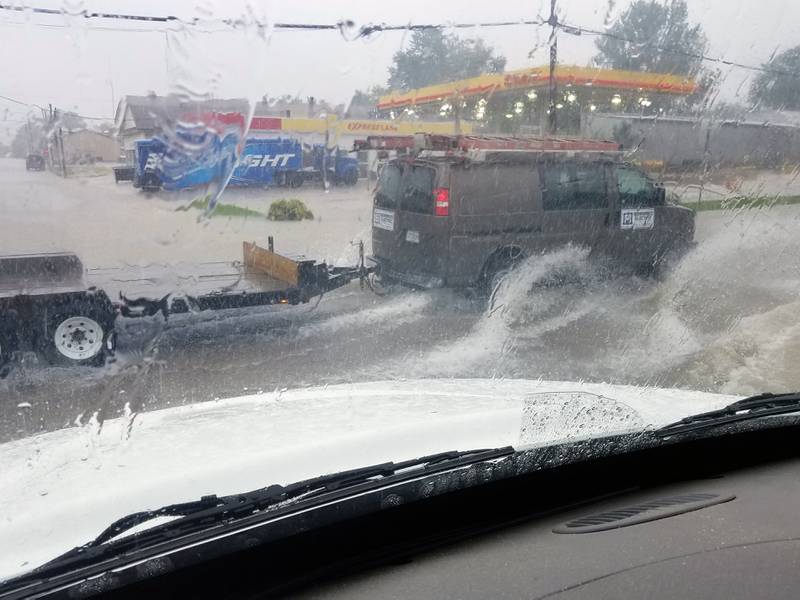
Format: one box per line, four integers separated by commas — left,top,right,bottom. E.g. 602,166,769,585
25,154,45,171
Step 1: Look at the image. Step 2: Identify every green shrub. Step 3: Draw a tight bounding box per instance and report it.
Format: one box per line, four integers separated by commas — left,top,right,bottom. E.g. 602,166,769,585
268,199,314,221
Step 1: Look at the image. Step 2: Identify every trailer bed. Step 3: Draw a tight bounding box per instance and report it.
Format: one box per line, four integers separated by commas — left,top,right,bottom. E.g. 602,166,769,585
0,240,369,369
1,241,368,318
88,261,292,299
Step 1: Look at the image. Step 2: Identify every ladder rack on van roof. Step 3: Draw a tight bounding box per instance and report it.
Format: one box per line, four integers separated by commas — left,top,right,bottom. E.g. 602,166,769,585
353,134,622,159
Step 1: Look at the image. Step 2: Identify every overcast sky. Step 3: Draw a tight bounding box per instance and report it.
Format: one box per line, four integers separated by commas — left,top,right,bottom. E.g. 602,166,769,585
1,0,798,142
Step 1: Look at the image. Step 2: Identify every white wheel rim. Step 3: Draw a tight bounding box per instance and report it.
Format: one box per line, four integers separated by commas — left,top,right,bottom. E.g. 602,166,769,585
54,316,104,361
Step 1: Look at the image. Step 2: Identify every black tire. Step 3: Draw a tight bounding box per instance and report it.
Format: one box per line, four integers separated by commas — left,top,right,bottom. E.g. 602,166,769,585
40,296,116,367
367,272,397,296
343,168,359,186
288,173,304,188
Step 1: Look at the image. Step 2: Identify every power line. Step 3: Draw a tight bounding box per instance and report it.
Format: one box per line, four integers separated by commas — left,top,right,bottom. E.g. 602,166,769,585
0,93,43,110
0,5,547,36
0,93,112,121
558,20,798,81
355,19,547,37
2,3,793,82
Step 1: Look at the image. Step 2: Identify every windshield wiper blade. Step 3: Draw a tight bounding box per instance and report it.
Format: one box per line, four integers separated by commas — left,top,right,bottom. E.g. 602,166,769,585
657,392,800,437
40,446,514,571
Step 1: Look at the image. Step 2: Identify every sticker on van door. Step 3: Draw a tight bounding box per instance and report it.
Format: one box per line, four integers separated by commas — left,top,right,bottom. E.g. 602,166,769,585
373,208,395,231
620,208,655,230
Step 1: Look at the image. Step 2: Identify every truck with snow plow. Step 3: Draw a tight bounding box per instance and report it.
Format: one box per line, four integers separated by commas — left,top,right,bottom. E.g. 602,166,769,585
133,137,360,192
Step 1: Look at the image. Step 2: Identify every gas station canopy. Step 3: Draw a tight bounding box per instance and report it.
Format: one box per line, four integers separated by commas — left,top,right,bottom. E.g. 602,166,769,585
377,64,697,111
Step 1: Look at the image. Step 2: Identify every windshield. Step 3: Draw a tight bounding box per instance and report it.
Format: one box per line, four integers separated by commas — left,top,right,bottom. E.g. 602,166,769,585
2,0,800,583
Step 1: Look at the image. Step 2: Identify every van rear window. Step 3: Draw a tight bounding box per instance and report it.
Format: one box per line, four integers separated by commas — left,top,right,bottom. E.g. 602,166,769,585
375,164,402,209
375,163,436,214
401,166,435,214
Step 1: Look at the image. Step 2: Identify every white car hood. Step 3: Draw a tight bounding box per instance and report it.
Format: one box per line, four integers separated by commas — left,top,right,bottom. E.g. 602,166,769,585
0,378,736,581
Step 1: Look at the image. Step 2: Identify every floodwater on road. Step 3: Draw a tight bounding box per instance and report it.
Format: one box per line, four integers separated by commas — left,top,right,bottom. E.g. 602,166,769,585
2,158,800,443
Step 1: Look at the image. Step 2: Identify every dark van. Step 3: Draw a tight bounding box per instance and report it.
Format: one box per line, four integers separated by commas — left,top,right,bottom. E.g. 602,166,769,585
369,137,694,289
25,154,46,171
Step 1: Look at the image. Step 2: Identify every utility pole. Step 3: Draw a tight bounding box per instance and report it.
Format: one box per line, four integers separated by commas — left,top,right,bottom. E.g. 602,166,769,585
109,79,116,116
58,126,67,177
547,0,558,135
52,107,67,177
25,119,32,154
47,104,54,171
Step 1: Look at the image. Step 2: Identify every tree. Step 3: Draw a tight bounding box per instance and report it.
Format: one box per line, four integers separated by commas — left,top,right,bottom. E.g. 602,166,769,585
94,121,117,135
10,117,46,158
387,29,506,90
58,111,86,131
749,46,800,110
594,0,707,77
346,85,388,118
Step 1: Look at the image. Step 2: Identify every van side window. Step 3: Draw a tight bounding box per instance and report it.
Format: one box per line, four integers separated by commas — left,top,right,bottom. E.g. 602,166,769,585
542,163,608,211
617,166,661,206
458,165,538,215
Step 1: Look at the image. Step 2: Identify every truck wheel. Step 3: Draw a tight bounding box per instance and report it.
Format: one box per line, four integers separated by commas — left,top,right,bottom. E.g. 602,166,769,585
343,169,358,186
42,300,115,367
288,173,303,188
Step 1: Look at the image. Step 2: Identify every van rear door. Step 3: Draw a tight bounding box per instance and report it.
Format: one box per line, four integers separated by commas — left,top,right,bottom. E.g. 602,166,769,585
372,161,450,286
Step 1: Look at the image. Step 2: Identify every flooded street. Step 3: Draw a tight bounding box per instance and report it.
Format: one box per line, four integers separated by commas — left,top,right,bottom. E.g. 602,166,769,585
2,158,800,442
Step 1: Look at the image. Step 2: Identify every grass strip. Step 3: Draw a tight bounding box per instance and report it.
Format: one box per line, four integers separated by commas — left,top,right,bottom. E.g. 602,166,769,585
680,195,800,211
175,197,267,219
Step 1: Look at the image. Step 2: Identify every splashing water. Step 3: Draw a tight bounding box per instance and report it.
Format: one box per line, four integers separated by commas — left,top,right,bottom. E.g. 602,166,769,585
376,206,800,394
408,245,594,378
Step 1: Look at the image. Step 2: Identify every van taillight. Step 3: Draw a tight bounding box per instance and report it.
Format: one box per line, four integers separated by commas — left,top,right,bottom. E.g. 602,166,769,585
434,188,449,216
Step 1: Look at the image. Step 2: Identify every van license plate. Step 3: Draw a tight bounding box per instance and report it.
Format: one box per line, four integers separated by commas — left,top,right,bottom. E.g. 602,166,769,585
620,208,655,230
405,230,420,244
373,208,395,231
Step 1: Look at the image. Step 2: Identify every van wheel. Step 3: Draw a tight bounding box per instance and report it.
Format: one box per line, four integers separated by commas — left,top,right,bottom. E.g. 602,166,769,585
366,272,397,296
41,299,116,367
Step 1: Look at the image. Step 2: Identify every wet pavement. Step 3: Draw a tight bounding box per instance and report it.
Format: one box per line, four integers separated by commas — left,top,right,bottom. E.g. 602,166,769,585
2,158,800,443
